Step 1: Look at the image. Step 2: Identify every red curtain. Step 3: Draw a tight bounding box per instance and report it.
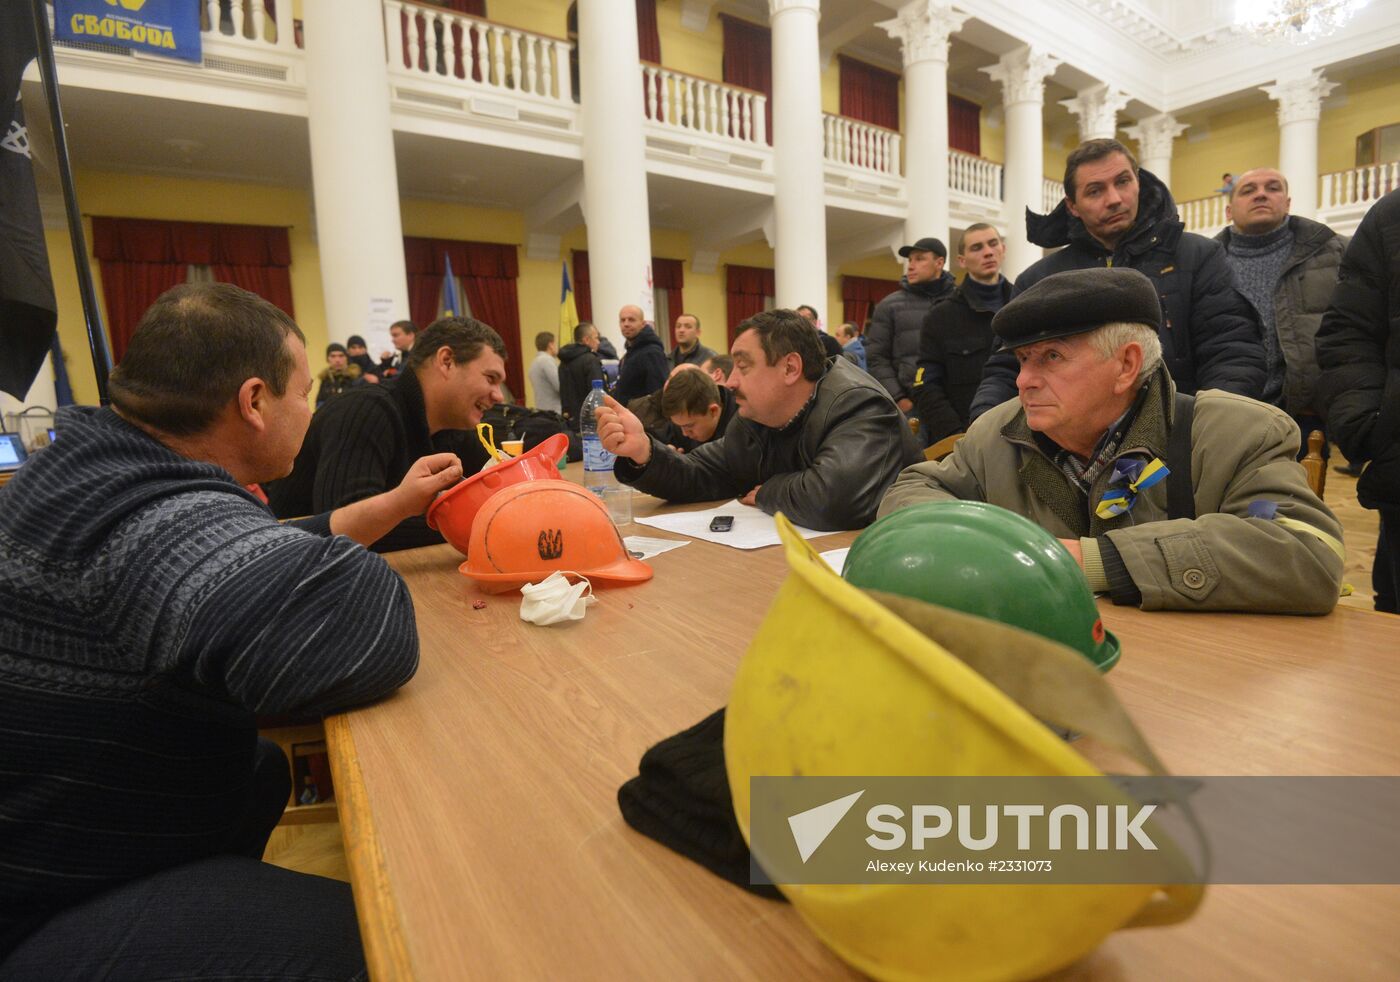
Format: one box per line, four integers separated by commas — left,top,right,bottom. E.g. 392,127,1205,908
95,262,187,363
839,56,899,131
949,94,980,156
636,0,660,63
572,251,592,324
721,15,771,144
725,265,774,344
841,276,900,328
402,237,524,402
92,217,295,362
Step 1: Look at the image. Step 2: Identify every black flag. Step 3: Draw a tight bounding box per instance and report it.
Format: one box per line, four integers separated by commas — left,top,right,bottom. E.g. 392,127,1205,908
0,2,58,400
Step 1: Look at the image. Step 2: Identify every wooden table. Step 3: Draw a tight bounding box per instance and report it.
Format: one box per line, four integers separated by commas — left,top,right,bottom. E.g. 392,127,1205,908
327,496,1400,981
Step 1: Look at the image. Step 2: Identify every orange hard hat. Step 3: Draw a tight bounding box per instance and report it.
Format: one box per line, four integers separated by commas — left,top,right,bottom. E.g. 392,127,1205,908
460,482,653,593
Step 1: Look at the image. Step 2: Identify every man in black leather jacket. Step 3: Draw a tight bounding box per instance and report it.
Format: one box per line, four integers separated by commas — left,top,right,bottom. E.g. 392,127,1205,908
595,309,920,531
968,139,1265,419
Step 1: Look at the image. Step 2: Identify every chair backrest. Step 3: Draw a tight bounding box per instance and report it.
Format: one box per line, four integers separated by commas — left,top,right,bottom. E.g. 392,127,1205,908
923,433,964,462
1301,430,1326,500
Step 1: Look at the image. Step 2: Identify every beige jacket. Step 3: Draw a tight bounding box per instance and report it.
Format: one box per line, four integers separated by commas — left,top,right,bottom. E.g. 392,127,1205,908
879,370,1344,613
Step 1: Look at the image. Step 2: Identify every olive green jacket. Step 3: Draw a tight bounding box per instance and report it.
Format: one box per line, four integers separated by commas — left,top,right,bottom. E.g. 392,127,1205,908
879,370,1344,613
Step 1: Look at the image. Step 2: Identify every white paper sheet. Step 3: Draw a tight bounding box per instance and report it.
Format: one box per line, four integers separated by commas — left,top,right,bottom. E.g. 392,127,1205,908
819,547,851,573
633,500,827,550
622,536,690,561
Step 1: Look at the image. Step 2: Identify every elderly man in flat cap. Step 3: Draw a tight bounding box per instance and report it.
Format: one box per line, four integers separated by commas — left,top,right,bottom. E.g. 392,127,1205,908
880,267,1343,614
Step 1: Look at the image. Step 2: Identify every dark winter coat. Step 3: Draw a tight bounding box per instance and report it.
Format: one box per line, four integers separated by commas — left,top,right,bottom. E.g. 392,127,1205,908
613,326,669,406
865,271,957,402
558,342,605,430
969,168,1266,418
912,278,1013,445
1315,187,1400,510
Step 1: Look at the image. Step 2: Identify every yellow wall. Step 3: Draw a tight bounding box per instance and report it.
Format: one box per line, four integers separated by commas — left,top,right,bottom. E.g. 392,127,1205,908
48,171,325,407
1319,67,1400,176
486,0,570,41
979,104,1004,164
655,0,724,80
1169,101,1279,202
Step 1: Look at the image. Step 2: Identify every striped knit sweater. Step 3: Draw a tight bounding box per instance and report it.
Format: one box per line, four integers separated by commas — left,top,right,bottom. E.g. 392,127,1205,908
0,406,419,956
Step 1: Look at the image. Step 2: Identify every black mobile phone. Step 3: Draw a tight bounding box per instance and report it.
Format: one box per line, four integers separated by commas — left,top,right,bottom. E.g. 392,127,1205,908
709,515,735,532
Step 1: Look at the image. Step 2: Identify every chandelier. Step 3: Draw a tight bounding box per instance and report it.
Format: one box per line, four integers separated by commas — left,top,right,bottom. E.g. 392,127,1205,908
1235,0,1370,44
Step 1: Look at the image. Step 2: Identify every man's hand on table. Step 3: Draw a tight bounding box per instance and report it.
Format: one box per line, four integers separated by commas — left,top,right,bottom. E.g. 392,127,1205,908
328,452,463,546
739,485,762,507
1058,537,1084,568
596,395,652,465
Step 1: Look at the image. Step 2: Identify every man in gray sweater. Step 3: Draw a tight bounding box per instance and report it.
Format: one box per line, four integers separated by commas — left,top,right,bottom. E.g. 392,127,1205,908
0,283,459,980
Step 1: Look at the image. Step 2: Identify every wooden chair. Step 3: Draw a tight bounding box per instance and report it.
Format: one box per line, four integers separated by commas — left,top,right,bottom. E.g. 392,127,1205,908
1302,429,1327,500
924,433,964,462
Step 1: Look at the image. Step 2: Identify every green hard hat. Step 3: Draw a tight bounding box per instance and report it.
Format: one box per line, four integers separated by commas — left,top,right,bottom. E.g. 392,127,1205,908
842,500,1121,672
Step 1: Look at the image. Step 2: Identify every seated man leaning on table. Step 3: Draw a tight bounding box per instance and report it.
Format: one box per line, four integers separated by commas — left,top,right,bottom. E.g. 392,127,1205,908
880,267,1344,613
596,308,921,531
0,283,461,979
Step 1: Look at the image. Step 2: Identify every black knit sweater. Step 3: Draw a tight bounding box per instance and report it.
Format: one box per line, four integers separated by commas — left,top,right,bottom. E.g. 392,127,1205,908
0,406,419,956
265,368,489,552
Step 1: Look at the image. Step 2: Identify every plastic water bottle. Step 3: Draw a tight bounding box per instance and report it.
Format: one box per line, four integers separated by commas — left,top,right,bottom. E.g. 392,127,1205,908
579,379,616,496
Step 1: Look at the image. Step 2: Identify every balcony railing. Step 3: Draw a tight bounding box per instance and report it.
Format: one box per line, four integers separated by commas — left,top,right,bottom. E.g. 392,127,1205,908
823,114,901,178
385,0,572,104
1178,194,1230,234
1042,178,1063,215
200,0,296,49
948,149,1001,203
1321,161,1400,211
642,65,767,146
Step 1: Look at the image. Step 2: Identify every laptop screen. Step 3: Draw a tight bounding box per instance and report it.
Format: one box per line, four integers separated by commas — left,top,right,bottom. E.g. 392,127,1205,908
0,434,28,470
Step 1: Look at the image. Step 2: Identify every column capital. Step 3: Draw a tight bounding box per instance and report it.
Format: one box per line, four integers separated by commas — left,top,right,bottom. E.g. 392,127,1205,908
1260,70,1337,126
876,0,969,68
981,46,1061,108
1123,113,1188,161
769,0,820,16
1059,83,1130,142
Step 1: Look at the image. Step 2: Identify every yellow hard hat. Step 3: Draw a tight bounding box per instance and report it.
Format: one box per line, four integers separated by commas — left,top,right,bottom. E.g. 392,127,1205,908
724,515,1202,982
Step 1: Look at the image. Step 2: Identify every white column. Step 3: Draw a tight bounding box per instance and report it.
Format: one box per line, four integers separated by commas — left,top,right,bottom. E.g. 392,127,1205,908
1060,83,1129,142
303,0,409,352
1261,70,1337,220
579,0,654,348
878,0,968,250
982,46,1060,279
769,0,827,309
1123,112,1188,190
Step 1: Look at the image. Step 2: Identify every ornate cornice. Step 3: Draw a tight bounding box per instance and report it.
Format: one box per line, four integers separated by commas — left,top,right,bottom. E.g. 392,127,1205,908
876,0,970,68
768,0,819,17
981,46,1062,107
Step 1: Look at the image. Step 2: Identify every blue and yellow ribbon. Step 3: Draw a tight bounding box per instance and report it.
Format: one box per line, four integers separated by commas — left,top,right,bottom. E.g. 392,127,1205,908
1096,457,1169,519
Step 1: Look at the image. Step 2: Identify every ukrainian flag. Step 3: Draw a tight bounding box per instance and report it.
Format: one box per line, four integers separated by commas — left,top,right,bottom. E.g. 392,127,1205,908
441,253,461,317
560,260,579,337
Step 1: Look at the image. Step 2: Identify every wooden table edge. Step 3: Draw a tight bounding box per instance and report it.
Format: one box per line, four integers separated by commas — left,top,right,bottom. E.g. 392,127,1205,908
325,712,415,981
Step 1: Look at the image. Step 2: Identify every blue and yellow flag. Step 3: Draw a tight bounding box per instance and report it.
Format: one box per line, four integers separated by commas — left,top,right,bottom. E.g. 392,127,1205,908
441,254,461,318
560,260,579,337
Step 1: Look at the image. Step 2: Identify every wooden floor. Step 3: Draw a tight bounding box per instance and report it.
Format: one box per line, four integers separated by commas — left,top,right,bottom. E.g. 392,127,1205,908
260,455,1387,881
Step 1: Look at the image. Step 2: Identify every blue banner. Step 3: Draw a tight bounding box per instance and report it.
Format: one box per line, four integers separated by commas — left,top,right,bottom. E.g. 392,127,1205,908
54,1,202,64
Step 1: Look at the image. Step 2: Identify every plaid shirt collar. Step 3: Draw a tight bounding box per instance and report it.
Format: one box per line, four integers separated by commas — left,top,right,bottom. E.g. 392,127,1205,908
1035,383,1152,498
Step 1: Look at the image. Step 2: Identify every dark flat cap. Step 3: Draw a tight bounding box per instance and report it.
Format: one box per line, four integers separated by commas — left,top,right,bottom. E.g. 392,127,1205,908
899,236,947,259
326,342,348,356
993,267,1162,351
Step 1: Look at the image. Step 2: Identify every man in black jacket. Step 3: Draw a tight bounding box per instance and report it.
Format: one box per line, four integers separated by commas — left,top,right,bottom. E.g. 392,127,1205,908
558,321,605,430
866,236,956,414
912,223,1011,445
1216,167,1346,438
969,139,1265,418
1315,187,1400,613
266,317,501,552
612,305,669,405
595,309,920,531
